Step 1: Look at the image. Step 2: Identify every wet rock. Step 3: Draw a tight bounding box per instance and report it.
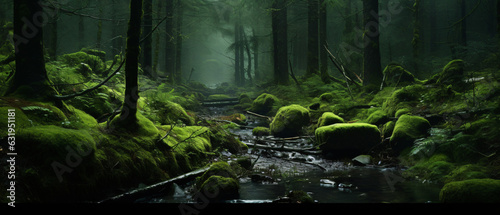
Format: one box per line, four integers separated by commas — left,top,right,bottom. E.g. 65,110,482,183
251,174,274,183
320,179,336,187
274,190,314,203
252,126,271,137
270,105,310,138
352,155,373,166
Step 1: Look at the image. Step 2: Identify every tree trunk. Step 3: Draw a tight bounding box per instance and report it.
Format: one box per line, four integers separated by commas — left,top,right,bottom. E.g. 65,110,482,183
165,0,175,83
142,0,153,78
153,0,162,73
429,0,437,54
412,0,421,73
5,0,56,100
175,0,183,84
252,28,260,81
362,0,382,88
96,0,103,50
306,0,319,76
119,0,143,124
239,24,246,85
459,0,467,46
243,28,253,84
319,0,329,83
234,22,241,85
272,0,289,85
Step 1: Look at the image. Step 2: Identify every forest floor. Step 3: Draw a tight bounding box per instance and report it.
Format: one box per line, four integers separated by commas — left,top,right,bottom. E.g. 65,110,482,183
1,48,500,203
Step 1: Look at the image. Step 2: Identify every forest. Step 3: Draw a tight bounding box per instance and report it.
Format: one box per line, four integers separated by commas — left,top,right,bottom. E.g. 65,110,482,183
0,0,500,208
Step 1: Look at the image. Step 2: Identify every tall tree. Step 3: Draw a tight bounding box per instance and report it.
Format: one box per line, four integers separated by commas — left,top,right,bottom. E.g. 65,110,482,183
5,0,56,100
165,0,175,83
362,0,382,88
319,0,329,83
174,0,183,84
272,0,289,85
234,22,242,85
142,0,153,78
306,0,319,76
118,0,143,124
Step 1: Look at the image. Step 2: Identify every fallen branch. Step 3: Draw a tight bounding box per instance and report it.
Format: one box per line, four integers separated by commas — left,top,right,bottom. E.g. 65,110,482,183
324,45,354,100
244,142,321,155
98,166,210,203
245,111,272,121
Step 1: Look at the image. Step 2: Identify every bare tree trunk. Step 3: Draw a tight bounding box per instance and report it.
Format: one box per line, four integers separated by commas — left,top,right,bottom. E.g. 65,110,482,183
234,22,241,85
272,0,289,85
119,0,143,124
165,0,175,83
306,0,319,76
319,0,329,83
174,0,183,84
362,0,382,88
142,0,153,78
6,0,57,100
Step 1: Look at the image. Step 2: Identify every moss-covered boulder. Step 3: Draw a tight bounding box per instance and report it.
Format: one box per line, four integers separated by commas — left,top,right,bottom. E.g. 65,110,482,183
59,51,106,75
252,126,271,137
439,179,500,203
158,101,195,126
390,114,431,153
382,85,426,116
382,64,417,87
270,105,310,138
403,154,455,183
443,164,489,184
198,175,240,201
196,162,239,200
432,59,467,92
315,123,381,158
365,109,389,125
249,93,280,115
382,121,396,138
317,112,344,127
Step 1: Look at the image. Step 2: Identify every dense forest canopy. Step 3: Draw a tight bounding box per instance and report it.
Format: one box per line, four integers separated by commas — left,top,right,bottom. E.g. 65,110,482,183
1,0,500,206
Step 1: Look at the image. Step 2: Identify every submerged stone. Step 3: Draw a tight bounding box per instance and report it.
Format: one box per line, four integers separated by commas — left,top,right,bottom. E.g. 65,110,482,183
315,123,381,158
440,179,500,203
270,105,310,138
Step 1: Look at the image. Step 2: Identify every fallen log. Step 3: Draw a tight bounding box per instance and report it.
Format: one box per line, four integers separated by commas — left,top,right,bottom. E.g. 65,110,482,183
98,166,210,203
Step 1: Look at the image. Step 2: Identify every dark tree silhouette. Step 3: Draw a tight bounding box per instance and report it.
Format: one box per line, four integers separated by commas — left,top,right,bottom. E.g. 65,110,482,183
306,0,319,76
362,0,382,88
272,0,289,85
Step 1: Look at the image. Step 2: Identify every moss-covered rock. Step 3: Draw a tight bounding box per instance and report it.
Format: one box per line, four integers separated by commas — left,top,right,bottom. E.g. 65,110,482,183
382,120,395,138
315,123,381,158
390,114,431,153
443,164,489,184
270,105,310,138
252,126,271,137
382,64,417,87
382,85,426,116
249,93,280,115
317,112,344,127
432,59,467,92
196,161,238,192
439,179,500,203
403,154,454,183
59,51,106,75
198,175,240,200
365,109,389,125
158,101,195,126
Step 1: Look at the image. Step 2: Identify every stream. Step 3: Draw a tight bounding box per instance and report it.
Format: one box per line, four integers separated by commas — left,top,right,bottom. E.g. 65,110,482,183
143,108,443,204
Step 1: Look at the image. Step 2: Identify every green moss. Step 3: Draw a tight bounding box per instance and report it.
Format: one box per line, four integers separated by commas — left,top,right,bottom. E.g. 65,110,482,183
59,51,106,74
395,108,411,118
207,94,232,100
286,190,314,203
317,112,344,127
365,109,389,125
440,179,500,203
249,93,280,115
196,161,237,188
443,164,489,184
319,92,335,103
403,154,454,182
315,123,381,157
66,107,98,128
382,120,395,138
252,126,271,137
390,114,431,153
198,175,239,200
209,126,248,154
270,104,310,138
382,64,417,87
158,101,195,126
382,85,426,116
0,107,32,136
